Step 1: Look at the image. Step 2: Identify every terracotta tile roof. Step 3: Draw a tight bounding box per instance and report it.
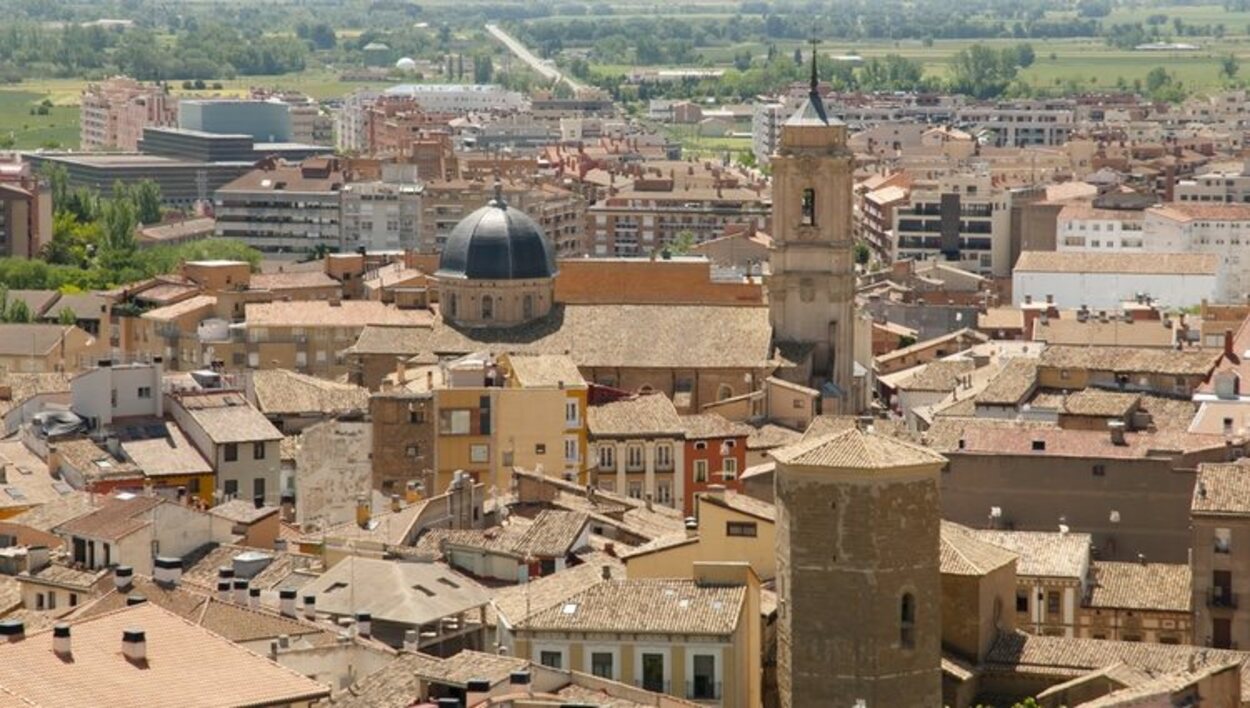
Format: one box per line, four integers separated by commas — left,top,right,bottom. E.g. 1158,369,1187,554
208,499,278,525
181,545,315,593
55,495,164,541
514,510,590,558
588,394,684,437
0,372,73,417
1192,462,1250,515
978,307,1025,331
0,440,80,511
23,564,103,590
413,649,529,688
772,427,947,470
799,415,858,441
347,325,432,354
139,295,217,322
219,158,344,193
680,413,754,440
521,578,745,635
0,602,330,707
1088,561,1191,612
250,369,369,416
1034,318,1178,348
510,470,687,542
1017,250,1219,276
6,290,59,318
699,490,776,522
746,423,802,450
1149,202,1250,222
176,391,284,444
874,328,988,365
7,493,97,533
47,293,107,320
412,525,527,559
55,438,142,483
939,521,1018,576
491,558,620,627
419,304,775,370
619,533,699,561
298,557,491,625
248,270,339,291
504,354,586,388
131,282,199,306
1057,204,1147,222
335,651,445,707
927,417,1221,460
246,300,432,328
899,359,976,393
1038,345,1219,377
965,529,1090,579
119,424,212,477
1062,389,1141,417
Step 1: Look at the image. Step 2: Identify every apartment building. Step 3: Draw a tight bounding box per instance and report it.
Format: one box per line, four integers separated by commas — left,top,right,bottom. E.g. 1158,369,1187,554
588,394,686,510
1175,164,1250,204
213,156,344,254
589,171,769,257
339,180,423,252
167,390,283,505
1143,203,1250,300
892,172,1014,277
420,180,586,256
750,101,785,166
956,100,1075,147
0,324,104,374
335,89,382,153
381,83,527,114
79,76,177,151
0,178,52,258
363,95,457,158
856,174,911,262
1192,463,1250,649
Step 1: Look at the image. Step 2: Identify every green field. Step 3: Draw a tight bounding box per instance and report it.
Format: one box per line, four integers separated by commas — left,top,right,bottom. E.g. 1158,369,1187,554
0,90,80,149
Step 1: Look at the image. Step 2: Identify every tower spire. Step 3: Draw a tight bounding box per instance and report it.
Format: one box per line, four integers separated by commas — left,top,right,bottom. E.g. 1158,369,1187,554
809,37,819,95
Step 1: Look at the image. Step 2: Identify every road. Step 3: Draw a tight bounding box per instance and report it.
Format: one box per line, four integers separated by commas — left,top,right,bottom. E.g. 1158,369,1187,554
485,23,586,93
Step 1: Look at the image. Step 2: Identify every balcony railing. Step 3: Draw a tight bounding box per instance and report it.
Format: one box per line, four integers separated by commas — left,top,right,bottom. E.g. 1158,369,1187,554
1209,588,1238,609
685,680,722,701
634,679,671,694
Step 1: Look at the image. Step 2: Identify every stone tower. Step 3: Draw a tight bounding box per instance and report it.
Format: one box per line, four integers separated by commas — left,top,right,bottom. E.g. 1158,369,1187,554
772,427,946,707
767,54,857,411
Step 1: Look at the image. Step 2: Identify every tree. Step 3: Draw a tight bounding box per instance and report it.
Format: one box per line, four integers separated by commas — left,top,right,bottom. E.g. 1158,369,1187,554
1015,43,1036,68
792,47,802,65
132,179,162,225
57,307,77,326
854,242,870,266
669,230,697,255
474,54,494,83
5,299,31,323
1221,54,1240,80
949,44,1020,99
98,196,138,274
308,23,336,51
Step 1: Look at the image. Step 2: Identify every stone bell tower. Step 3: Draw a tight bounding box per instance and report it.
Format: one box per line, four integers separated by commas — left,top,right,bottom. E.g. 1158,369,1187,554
767,49,857,411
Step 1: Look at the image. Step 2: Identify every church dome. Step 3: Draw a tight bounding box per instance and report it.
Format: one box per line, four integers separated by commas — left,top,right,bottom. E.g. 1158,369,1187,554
436,190,557,281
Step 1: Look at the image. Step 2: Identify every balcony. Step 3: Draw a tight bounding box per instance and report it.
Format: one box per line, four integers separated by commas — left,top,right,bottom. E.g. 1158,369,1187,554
1209,588,1238,609
685,680,722,701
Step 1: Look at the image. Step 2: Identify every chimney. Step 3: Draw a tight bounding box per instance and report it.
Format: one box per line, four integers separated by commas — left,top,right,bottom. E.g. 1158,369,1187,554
216,580,231,603
280,491,295,523
46,445,59,478
52,623,70,657
1138,552,1147,565
279,588,297,617
121,628,146,664
1109,419,1128,446
0,620,24,643
248,587,261,608
644,492,653,512
426,370,434,390
356,612,372,639
233,579,248,605
114,565,134,592
685,517,698,538
510,671,532,688
126,594,146,606
403,629,418,652
303,594,317,620
466,679,491,706
391,494,401,513
154,556,181,587
356,494,371,529
1226,329,1235,358
705,484,726,501
396,358,406,386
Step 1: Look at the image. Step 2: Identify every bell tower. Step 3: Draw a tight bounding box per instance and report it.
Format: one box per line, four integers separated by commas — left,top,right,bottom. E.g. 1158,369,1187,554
767,47,856,411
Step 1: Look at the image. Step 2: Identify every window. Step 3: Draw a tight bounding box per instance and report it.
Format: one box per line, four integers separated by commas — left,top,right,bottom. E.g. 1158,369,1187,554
656,481,672,504
523,294,534,320
717,384,734,401
470,444,489,464
1015,590,1028,613
1092,464,1105,477
900,593,916,649
406,444,419,458
35,593,43,610
535,443,547,455
448,293,457,317
801,188,816,226
591,652,614,679
598,445,615,470
137,387,152,399
628,481,643,499
481,295,493,320
565,399,579,426
1046,591,1061,616
479,396,491,435
564,437,578,462
626,445,644,471
641,652,666,693
69,593,77,607
253,478,265,502
722,458,739,480
439,410,471,435
1216,528,1232,554
253,442,266,460
655,443,673,471
539,651,563,669
224,443,238,462
694,460,709,483
691,654,717,700
224,479,239,498
727,521,757,537
409,407,425,424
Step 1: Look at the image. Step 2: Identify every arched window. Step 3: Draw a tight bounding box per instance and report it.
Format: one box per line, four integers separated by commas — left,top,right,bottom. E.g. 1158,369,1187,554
522,294,534,320
801,188,816,226
900,593,916,649
717,384,734,401
448,293,457,318
481,295,493,320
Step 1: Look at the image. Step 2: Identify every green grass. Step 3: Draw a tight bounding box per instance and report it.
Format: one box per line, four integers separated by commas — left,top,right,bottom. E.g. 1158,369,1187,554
0,90,79,149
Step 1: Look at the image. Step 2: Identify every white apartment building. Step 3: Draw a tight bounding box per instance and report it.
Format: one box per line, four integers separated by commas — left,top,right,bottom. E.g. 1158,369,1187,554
750,101,785,165
1055,204,1147,251
334,89,381,153
340,180,423,252
1175,164,1250,204
382,84,528,114
1144,203,1250,300
891,172,1014,276
956,100,1075,147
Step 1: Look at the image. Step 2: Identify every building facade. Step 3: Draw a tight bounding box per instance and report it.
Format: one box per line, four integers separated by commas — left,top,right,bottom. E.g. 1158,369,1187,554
80,77,177,151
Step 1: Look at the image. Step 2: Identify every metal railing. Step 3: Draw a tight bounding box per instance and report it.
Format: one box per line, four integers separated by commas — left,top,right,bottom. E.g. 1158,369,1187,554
685,680,722,701
1209,588,1238,609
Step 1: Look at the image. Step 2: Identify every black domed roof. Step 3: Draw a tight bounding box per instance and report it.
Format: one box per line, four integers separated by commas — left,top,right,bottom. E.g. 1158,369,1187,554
435,192,557,280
